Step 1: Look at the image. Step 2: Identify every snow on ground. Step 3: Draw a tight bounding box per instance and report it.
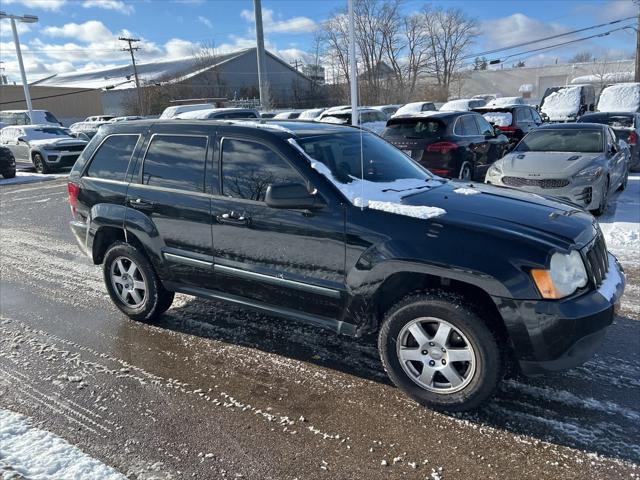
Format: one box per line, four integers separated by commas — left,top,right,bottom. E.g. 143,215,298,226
599,174,640,264
540,86,581,121
596,83,640,113
483,112,512,126
0,171,68,186
0,408,125,479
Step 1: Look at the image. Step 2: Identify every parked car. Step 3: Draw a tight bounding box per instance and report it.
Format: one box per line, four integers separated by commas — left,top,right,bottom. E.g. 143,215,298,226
323,105,350,115
539,85,596,122
175,108,260,120
596,83,640,113
273,110,304,119
0,109,63,126
67,119,625,412
0,125,88,173
371,104,402,117
474,105,544,147
317,107,388,134
485,123,629,216
440,99,486,112
298,108,326,120
69,121,109,141
485,97,526,107
260,112,277,119
159,103,215,119
392,102,437,118
109,116,144,122
85,115,115,122
0,145,16,179
578,112,640,171
472,94,499,102
381,111,509,180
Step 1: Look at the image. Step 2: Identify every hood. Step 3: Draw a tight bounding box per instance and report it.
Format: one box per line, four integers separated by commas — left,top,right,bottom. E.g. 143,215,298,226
29,138,87,147
497,151,601,176
400,180,596,247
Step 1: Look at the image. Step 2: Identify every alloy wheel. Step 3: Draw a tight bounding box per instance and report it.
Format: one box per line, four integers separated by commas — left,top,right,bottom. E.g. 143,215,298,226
110,256,147,308
459,164,472,180
397,317,476,394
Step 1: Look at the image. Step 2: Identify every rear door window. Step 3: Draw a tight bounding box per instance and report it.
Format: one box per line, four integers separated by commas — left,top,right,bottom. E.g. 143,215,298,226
515,108,529,122
86,134,139,181
456,115,480,135
142,135,208,192
475,115,494,136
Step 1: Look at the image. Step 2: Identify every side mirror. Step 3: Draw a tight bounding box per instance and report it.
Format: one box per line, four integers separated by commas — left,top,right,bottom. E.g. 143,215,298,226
16,135,26,144
492,125,501,137
265,182,324,210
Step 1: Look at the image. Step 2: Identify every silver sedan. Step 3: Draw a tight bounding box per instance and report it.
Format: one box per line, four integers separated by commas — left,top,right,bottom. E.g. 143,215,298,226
485,123,630,216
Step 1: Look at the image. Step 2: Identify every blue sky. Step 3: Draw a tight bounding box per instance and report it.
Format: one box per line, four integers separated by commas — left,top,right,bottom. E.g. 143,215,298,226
0,0,636,81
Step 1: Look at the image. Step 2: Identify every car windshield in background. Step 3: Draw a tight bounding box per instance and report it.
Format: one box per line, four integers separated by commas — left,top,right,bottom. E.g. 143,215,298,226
515,129,603,153
296,131,431,184
383,119,444,139
580,114,634,128
28,128,72,139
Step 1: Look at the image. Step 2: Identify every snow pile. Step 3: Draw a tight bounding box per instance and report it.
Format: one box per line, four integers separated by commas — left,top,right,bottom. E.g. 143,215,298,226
519,83,534,93
541,86,581,120
596,83,640,113
599,174,640,264
287,138,446,220
483,112,512,127
0,408,125,479
393,102,432,117
486,97,524,107
453,187,480,195
0,171,68,186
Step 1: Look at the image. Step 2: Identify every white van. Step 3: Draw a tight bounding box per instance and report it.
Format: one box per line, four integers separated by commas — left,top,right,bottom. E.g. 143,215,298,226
0,109,63,126
159,104,215,119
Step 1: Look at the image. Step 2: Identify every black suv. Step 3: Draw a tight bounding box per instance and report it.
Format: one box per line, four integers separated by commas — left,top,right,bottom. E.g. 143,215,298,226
473,105,544,147
68,120,625,411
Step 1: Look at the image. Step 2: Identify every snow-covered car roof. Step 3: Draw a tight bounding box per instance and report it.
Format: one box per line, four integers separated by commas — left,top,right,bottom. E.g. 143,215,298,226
486,97,526,107
175,108,258,119
597,83,640,113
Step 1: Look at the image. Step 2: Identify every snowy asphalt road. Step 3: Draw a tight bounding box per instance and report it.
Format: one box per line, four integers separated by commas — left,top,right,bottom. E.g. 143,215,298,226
0,178,638,479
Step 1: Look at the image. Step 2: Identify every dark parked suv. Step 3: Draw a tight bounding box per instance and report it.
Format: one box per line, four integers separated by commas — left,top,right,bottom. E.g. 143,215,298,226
473,105,544,147
381,111,509,180
68,119,625,411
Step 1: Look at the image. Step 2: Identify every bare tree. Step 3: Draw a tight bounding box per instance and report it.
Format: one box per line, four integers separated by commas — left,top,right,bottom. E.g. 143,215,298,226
589,56,626,92
421,6,478,95
570,51,593,63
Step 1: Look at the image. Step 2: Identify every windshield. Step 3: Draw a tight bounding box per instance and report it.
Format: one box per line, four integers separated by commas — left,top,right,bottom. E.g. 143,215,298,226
27,127,72,140
296,131,431,185
382,119,444,139
515,129,603,153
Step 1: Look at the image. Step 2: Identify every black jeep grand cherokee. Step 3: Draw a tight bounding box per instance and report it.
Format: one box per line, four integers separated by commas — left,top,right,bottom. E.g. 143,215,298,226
68,119,625,411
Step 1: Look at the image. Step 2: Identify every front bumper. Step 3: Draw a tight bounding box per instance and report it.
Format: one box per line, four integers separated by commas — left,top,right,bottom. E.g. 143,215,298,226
494,253,625,375
42,149,82,167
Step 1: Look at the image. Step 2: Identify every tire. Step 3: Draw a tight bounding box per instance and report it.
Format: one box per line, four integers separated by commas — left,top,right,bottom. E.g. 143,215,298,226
379,291,502,412
459,162,472,181
103,242,174,321
590,177,609,217
1,169,16,179
33,153,50,174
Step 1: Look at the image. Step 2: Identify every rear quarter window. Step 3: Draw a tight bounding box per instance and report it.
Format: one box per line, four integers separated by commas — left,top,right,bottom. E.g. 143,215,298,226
142,135,208,192
85,134,140,181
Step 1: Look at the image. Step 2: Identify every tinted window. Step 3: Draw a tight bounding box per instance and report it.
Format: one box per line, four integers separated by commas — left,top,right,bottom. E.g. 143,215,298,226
456,115,480,135
515,129,603,153
383,119,445,139
44,111,60,124
531,108,542,124
222,139,302,201
142,135,207,192
515,108,529,122
475,116,494,136
86,134,139,180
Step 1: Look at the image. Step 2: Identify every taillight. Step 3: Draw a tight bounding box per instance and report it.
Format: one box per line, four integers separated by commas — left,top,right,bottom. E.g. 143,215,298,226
497,125,517,132
68,181,80,217
426,141,458,154
429,168,452,177
628,131,637,146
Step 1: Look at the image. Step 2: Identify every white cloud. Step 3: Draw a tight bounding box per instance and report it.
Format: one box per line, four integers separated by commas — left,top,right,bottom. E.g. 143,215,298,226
82,0,134,15
0,19,31,38
2,0,66,11
480,14,568,51
240,8,316,34
574,0,638,22
164,38,199,59
197,16,213,29
44,20,114,43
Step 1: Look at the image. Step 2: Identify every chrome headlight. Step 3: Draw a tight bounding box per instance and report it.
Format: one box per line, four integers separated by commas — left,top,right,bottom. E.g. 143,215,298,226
487,162,503,178
531,250,588,299
574,166,603,181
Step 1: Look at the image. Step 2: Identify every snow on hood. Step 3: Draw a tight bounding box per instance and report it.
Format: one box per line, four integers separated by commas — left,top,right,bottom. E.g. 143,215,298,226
287,138,445,219
29,137,86,147
541,87,581,120
453,187,480,195
597,83,640,113
483,112,512,127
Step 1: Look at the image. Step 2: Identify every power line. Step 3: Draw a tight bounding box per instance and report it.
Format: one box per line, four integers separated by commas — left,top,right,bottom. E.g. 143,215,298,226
464,16,636,60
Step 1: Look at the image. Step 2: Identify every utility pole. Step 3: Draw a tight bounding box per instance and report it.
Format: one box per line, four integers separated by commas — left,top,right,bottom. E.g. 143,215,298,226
636,2,640,82
119,37,144,116
1,12,38,122
348,0,358,126
253,0,270,111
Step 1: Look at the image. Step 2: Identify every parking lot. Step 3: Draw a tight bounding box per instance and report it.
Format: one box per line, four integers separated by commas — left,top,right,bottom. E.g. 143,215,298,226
0,167,638,479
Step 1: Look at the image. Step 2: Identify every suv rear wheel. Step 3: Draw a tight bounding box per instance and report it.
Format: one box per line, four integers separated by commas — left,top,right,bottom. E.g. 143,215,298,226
379,292,501,412
103,242,174,321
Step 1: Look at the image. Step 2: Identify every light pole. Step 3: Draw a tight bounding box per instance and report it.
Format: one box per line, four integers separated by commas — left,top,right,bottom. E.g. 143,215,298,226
0,11,38,123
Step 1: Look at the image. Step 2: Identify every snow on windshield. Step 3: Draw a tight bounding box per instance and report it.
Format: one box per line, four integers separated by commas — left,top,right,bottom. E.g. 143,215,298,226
287,138,445,220
483,112,512,127
541,87,581,119
26,128,71,140
597,83,640,113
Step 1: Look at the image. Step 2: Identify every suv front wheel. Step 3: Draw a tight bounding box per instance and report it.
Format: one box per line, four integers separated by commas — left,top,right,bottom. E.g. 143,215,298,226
103,242,174,321
379,292,501,412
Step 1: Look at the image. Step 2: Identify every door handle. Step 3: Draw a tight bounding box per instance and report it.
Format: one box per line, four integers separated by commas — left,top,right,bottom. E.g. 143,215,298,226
216,212,250,226
128,198,155,209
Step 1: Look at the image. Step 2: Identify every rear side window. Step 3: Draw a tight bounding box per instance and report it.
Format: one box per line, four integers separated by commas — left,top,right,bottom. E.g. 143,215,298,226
86,134,139,181
221,138,302,202
515,108,529,122
383,119,444,138
475,115,494,136
142,135,208,192
456,115,480,135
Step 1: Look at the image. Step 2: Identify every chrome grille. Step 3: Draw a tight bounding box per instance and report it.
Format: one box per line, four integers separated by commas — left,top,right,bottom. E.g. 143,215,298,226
583,232,609,288
502,177,570,189
54,144,85,152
